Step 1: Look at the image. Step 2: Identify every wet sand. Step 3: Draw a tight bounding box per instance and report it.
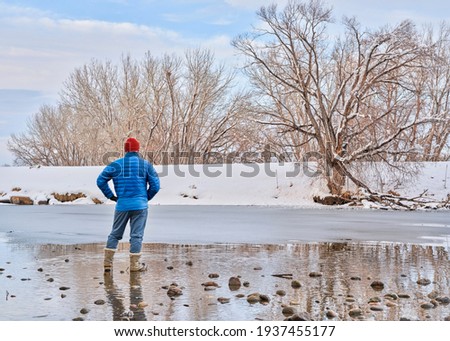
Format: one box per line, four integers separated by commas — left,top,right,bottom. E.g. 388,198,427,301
1,241,449,321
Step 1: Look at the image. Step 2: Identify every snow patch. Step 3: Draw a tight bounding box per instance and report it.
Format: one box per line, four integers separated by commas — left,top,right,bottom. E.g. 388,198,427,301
0,162,448,207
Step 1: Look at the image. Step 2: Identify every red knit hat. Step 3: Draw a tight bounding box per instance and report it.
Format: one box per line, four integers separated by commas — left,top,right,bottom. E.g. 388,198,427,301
124,137,140,152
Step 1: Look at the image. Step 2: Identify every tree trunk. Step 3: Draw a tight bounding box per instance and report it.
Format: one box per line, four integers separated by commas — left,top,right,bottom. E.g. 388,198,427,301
326,162,346,195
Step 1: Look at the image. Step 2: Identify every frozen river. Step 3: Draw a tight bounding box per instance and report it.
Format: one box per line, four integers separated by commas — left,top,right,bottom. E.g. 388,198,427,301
1,205,449,247
1,205,450,321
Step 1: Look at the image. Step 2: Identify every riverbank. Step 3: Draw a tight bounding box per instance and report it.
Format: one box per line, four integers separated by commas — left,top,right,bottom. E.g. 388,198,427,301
0,162,448,207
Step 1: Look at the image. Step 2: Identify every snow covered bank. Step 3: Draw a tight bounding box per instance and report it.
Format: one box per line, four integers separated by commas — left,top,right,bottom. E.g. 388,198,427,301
0,162,448,206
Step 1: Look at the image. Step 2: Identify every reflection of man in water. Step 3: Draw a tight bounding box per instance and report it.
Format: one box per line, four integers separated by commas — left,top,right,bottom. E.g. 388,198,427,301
103,272,147,321
97,137,160,272
130,273,147,321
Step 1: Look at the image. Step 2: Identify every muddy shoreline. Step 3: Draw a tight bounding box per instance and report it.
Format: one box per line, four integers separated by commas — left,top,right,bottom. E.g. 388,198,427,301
1,241,449,321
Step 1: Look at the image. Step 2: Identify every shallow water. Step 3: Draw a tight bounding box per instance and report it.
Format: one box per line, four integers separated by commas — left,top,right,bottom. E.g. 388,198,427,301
1,242,449,321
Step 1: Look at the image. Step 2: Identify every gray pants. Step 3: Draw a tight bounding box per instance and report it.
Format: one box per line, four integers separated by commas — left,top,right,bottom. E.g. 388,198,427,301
106,209,148,253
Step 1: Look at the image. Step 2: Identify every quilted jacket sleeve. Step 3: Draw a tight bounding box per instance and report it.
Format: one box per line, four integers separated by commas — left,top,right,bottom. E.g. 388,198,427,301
146,162,160,201
96,164,116,199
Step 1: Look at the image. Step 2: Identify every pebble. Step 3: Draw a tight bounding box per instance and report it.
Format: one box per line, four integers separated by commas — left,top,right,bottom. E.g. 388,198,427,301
218,297,230,304
94,299,106,305
243,281,250,287
204,286,216,291
276,290,286,296
80,308,90,314
228,277,241,290
59,286,70,291
185,261,193,266
444,316,450,321
65,259,69,263
350,276,361,281
285,312,313,321
247,294,261,304
72,317,84,321
21,278,31,281
167,266,174,270
309,272,323,277
348,308,364,318
202,281,219,287
398,293,411,299
430,299,439,307
254,266,262,271
427,290,439,299
368,297,381,303
167,286,183,297
386,301,398,308
282,306,296,316
436,296,450,304
235,294,245,298
291,280,302,289
208,273,219,278
417,278,431,286
384,293,398,300
326,310,338,319
370,281,385,291
260,294,270,303
61,294,66,298
420,303,434,310
37,268,43,272
369,304,384,312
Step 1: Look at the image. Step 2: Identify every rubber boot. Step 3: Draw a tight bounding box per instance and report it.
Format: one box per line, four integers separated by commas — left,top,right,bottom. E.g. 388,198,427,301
104,248,116,272
130,253,146,272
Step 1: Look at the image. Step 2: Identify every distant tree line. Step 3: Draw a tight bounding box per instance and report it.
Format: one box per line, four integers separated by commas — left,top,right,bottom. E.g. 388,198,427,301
9,0,450,195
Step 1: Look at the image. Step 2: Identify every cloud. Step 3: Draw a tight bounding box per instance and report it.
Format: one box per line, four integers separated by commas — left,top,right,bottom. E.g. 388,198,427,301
224,0,289,11
0,2,240,164
0,10,221,94
0,2,53,18
330,0,450,27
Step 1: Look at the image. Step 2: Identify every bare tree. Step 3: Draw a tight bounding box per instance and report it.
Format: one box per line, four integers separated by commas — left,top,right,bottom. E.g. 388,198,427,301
407,23,450,162
8,48,251,166
8,104,93,166
232,0,446,194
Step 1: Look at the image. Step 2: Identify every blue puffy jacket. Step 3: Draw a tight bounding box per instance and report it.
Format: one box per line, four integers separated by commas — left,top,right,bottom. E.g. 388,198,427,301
97,152,160,211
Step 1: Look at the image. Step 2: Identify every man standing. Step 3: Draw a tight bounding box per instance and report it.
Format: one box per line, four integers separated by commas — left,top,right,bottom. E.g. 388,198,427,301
97,137,160,272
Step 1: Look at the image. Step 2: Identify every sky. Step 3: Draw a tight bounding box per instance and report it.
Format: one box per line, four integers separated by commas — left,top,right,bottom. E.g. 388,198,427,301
0,0,449,165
